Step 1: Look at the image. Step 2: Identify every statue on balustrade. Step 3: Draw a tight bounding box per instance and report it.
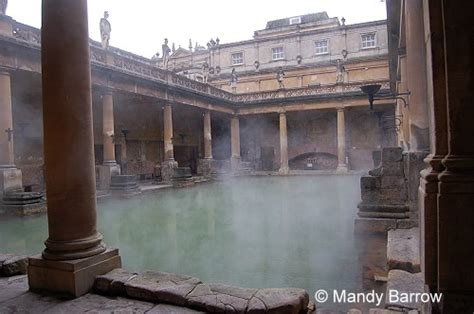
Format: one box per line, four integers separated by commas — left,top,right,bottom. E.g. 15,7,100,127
202,61,209,83
230,68,238,93
0,0,8,15
277,67,285,88
100,11,111,49
162,38,171,69
336,59,346,84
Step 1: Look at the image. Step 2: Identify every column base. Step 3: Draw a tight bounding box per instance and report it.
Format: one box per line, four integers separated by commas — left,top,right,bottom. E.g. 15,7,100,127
231,157,241,172
28,248,121,298
197,158,214,177
336,164,348,173
0,167,23,195
161,159,178,183
278,166,289,175
97,163,121,190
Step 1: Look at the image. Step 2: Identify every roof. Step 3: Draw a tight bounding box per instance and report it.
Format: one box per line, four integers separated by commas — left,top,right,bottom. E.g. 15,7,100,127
265,12,330,29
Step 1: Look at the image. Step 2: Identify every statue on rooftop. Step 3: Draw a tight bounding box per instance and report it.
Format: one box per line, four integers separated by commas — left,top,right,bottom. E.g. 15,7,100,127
277,67,285,88
0,0,7,15
100,11,111,49
162,38,171,68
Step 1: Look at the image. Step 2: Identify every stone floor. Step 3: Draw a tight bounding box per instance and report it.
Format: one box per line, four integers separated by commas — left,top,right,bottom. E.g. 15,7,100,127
0,275,204,313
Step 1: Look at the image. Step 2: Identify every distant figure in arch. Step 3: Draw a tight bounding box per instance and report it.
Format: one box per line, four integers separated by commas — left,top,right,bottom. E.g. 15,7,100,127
277,67,285,88
100,11,111,49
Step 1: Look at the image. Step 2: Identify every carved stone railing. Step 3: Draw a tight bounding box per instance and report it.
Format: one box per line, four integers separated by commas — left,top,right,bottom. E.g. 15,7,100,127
233,81,390,103
6,18,389,106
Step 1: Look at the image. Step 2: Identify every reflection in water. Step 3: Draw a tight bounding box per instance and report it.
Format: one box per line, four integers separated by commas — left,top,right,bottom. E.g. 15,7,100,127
0,175,384,311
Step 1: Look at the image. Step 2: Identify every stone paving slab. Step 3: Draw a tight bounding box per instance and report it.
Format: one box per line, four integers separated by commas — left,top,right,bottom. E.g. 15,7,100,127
0,275,29,303
0,290,62,313
387,228,420,273
147,303,205,313
48,294,155,313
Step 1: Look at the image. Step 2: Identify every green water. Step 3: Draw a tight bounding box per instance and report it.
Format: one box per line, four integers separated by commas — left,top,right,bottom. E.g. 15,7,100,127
0,176,366,307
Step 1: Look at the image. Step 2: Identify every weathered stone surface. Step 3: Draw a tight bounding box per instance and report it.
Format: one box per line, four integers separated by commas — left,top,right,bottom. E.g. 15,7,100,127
187,283,254,313
354,218,397,234
387,228,421,273
0,291,61,313
124,271,201,305
148,303,205,313
0,275,28,303
47,293,154,313
385,270,424,310
0,255,28,276
252,288,309,314
94,268,138,295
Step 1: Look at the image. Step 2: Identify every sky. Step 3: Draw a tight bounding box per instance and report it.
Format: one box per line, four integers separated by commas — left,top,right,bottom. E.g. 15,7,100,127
7,0,387,58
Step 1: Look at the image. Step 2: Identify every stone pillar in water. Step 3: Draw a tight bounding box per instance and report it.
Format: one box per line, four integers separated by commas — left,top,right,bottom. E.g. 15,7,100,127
230,114,241,171
98,89,120,189
279,111,289,174
161,103,178,182
28,0,120,297
198,110,213,177
336,107,348,172
0,68,23,195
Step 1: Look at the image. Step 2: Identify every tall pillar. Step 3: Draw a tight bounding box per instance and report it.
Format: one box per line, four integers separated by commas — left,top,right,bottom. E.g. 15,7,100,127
405,0,429,151
230,115,240,171
198,110,213,177
98,90,120,189
279,111,289,174
28,0,120,297
434,1,474,311
0,68,22,195
203,110,212,159
336,108,348,172
161,103,177,182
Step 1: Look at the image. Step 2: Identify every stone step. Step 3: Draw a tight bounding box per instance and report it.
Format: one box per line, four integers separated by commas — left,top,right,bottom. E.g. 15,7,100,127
95,269,309,313
385,270,424,311
387,228,421,273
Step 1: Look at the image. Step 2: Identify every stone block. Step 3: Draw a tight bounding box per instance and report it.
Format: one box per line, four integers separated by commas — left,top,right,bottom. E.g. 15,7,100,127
28,248,121,298
94,268,138,296
148,304,205,313
0,167,23,194
1,255,28,276
124,271,201,305
354,217,397,234
252,288,309,314
385,270,424,311
382,147,403,162
161,160,178,183
361,176,380,191
197,159,213,177
387,228,421,273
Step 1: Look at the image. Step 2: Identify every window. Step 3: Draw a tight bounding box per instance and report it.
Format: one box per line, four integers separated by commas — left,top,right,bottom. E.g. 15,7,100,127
315,40,329,55
272,47,285,60
231,52,244,65
361,33,376,49
289,16,301,25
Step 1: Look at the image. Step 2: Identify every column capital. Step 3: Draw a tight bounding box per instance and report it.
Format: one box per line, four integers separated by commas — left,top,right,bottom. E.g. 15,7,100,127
278,107,287,115
101,88,113,96
337,107,345,112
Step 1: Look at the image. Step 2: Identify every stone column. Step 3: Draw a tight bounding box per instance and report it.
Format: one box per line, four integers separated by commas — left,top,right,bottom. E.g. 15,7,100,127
279,111,289,174
336,108,348,172
198,110,213,177
28,0,120,298
230,115,241,171
0,68,22,195
98,90,120,189
203,110,212,159
405,0,429,151
434,1,474,310
161,104,177,182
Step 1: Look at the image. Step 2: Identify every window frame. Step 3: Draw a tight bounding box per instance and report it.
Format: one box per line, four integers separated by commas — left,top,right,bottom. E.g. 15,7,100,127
361,32,377,49
231,52,244,66
271,46,285,61
289,16,302,25
314,39,329,55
